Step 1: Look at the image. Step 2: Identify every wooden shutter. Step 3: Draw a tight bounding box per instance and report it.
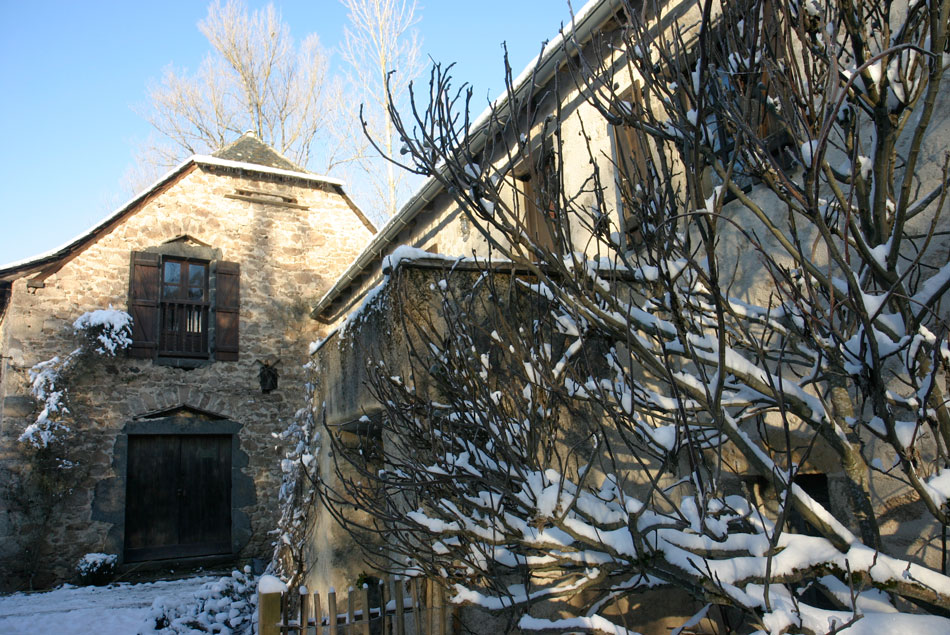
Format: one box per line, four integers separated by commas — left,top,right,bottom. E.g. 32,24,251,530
613,82,650,248
214,261,240,361
622,82,650,182
524,177,558,253
128,251,160,359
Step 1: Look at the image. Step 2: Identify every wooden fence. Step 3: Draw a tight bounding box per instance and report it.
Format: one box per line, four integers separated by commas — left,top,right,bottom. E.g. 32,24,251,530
259,577,452,635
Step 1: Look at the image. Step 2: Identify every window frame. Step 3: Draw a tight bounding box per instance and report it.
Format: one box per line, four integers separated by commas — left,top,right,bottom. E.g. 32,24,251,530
158,257,211,359
127,243,240,365
518,142,561,255
610,80,661,253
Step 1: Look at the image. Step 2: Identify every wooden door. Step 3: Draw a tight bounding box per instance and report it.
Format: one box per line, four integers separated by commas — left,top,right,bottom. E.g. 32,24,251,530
125,434,232,562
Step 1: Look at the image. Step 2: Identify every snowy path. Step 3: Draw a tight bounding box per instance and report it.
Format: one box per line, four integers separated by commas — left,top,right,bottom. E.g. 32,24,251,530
0,576,215,634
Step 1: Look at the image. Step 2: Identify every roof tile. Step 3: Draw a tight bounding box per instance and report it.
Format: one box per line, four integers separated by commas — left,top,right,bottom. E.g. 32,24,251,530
212,131,304,171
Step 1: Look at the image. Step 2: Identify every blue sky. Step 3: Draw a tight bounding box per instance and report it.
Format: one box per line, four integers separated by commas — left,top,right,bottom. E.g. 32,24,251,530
0,0,578,266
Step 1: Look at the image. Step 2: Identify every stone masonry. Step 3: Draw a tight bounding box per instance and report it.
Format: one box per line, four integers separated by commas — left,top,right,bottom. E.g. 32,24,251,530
0,149,373,589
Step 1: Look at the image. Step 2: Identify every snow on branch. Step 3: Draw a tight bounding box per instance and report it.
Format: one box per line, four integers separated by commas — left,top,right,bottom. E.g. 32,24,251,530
19,307,132,449
72,307,133,355
315,0,950,632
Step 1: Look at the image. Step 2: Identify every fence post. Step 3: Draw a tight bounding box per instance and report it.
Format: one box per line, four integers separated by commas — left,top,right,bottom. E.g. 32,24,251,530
328,588,338,635
300,587,310,635
257,575,288,635
258,591,282,635
394,577,405,635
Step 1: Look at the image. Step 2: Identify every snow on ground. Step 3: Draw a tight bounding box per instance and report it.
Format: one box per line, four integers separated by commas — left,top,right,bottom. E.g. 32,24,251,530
0,575,216,635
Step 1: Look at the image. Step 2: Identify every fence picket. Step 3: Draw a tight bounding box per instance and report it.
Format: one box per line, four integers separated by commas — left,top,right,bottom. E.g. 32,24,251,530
394,578,405,635
411,579,422,635
260,580,442,635
436,585,445,635
314,592,323,635
360,585,370,635
347,587,355,635
379,578,388,635
429,581,436,635
299,587,309,635
281,591,289,635
328,589,338,635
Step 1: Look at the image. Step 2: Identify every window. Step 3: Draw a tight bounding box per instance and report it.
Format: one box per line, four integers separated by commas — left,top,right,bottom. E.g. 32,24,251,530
611,81,660,251
160,258,209,357
520,146,560,254
0,281,10,320
745,473,830,537
699,71,791,194
689,2,793,195
128,250,240,362
611,10,794,251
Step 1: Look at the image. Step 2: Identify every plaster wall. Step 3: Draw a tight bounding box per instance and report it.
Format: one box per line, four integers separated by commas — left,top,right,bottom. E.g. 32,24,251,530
302,2,950,625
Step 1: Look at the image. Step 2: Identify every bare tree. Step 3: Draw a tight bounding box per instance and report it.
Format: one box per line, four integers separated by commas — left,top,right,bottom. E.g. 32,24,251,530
338,0,422,221
140,0,338,171
315,0,950,632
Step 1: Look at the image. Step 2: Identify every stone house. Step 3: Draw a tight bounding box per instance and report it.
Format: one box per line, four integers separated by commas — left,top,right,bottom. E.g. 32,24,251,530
302,0,950,631
0,133,375,588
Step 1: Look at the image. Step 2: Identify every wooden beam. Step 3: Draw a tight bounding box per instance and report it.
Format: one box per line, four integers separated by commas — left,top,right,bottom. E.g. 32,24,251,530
224,193,311,209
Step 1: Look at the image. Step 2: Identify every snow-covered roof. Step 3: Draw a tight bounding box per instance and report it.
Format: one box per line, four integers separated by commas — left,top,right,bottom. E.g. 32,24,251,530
0,144,369,282
311,0,619,320
194,155,345,187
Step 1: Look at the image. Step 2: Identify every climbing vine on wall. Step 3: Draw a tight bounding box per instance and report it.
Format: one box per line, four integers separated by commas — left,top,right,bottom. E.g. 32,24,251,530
4,307,132,589
269,351,320,589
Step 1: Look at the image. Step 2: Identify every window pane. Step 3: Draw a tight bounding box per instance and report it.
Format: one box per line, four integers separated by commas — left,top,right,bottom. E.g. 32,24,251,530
164,261,181,285
188,263,206,286
185,306,203,333
188,286,204,300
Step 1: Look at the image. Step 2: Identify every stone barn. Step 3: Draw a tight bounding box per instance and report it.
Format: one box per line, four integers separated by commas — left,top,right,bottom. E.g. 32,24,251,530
0,133,374,589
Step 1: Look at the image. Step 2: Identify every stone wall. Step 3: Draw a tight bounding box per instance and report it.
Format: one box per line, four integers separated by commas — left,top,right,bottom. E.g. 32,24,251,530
0,162,373,589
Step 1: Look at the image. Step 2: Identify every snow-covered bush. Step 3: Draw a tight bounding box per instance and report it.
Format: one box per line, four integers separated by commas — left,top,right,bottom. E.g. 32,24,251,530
75,552,117,586
20,355,73,449
144,567,258,634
